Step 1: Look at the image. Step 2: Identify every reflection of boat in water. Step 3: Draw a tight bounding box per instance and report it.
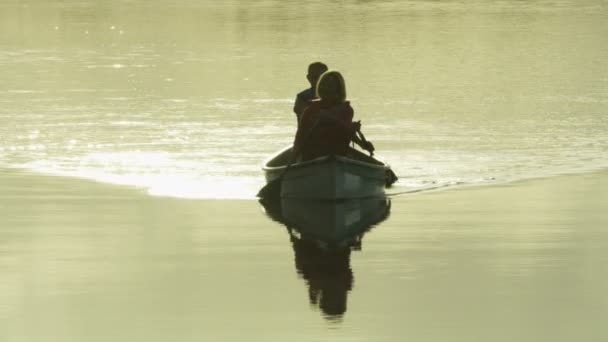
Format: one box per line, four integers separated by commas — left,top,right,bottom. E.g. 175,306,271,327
260,197,391,320
282,197,390,248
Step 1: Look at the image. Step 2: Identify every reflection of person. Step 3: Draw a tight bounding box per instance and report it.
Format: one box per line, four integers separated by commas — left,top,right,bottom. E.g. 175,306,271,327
293,70,355,161
290,233,353,318
293,62,328,121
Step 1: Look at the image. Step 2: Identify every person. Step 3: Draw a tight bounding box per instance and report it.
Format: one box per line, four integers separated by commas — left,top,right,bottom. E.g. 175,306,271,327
293,70,374,161
293,62,328,121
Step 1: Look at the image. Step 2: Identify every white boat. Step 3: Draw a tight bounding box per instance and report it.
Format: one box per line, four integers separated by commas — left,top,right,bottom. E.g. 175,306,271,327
261,146,397,200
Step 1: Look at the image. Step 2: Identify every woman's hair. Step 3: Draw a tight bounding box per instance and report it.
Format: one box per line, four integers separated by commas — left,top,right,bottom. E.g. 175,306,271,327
315,70,347,103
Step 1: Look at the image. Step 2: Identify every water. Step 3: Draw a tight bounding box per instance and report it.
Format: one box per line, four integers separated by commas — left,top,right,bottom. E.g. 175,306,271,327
1,1,608,341
1,169,607,341
1,0,607,198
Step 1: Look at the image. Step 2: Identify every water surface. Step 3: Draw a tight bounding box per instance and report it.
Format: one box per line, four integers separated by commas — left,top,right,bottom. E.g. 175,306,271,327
1,170,607,341
1,1,608,341
1,0,607,198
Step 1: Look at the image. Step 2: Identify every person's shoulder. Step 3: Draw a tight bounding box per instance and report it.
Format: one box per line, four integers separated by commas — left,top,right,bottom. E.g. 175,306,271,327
308,98,321,108
297,88,314,101
302,99,321,116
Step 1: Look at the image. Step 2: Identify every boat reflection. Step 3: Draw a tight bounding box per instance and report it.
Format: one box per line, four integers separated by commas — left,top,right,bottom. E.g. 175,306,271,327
260,197,391,320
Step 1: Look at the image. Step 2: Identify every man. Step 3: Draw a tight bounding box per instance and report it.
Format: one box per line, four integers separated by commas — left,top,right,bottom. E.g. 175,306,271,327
293,62,328,121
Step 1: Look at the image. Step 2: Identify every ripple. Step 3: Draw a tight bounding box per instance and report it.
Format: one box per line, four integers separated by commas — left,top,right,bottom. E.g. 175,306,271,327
110,121,150,127
7,90,47,94
84,64,127,69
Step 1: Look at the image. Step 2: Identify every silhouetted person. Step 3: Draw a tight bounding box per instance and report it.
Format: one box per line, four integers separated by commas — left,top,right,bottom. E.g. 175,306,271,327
293,70,375,160
293,70,354,161
293,62,328,121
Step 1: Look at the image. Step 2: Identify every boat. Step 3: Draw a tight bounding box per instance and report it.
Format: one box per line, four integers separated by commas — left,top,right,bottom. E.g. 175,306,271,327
260,146,397,200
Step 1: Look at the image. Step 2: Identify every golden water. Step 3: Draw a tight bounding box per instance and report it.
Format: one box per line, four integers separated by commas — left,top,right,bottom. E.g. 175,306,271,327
1,1,608,341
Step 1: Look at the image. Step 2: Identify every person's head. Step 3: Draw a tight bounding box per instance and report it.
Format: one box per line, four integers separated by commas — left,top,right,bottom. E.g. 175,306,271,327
315,70,347,105
307,62,328,88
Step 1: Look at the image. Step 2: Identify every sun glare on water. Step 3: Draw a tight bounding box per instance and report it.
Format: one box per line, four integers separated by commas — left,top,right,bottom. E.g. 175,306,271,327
17,151,263,200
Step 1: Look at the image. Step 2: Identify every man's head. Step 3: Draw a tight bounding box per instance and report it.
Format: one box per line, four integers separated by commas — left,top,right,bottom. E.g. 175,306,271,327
307,62,328,88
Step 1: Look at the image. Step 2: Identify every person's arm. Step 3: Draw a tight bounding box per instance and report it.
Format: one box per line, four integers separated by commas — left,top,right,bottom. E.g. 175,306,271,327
293,108,310,156
294,89,313,117
350,121,375,155
293,103,322,156
345,104,374,155
293,94,304,116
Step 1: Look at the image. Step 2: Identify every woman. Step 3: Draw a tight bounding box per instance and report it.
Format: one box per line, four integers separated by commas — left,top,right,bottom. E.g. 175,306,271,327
293,70,355,161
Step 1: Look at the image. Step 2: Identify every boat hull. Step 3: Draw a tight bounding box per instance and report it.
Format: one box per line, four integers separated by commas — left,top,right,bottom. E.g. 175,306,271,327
262,146,395,200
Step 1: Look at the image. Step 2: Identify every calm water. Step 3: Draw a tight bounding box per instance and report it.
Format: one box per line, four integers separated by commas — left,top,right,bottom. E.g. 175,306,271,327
1,170,607,341
1,0,607,198
1,1,608,341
